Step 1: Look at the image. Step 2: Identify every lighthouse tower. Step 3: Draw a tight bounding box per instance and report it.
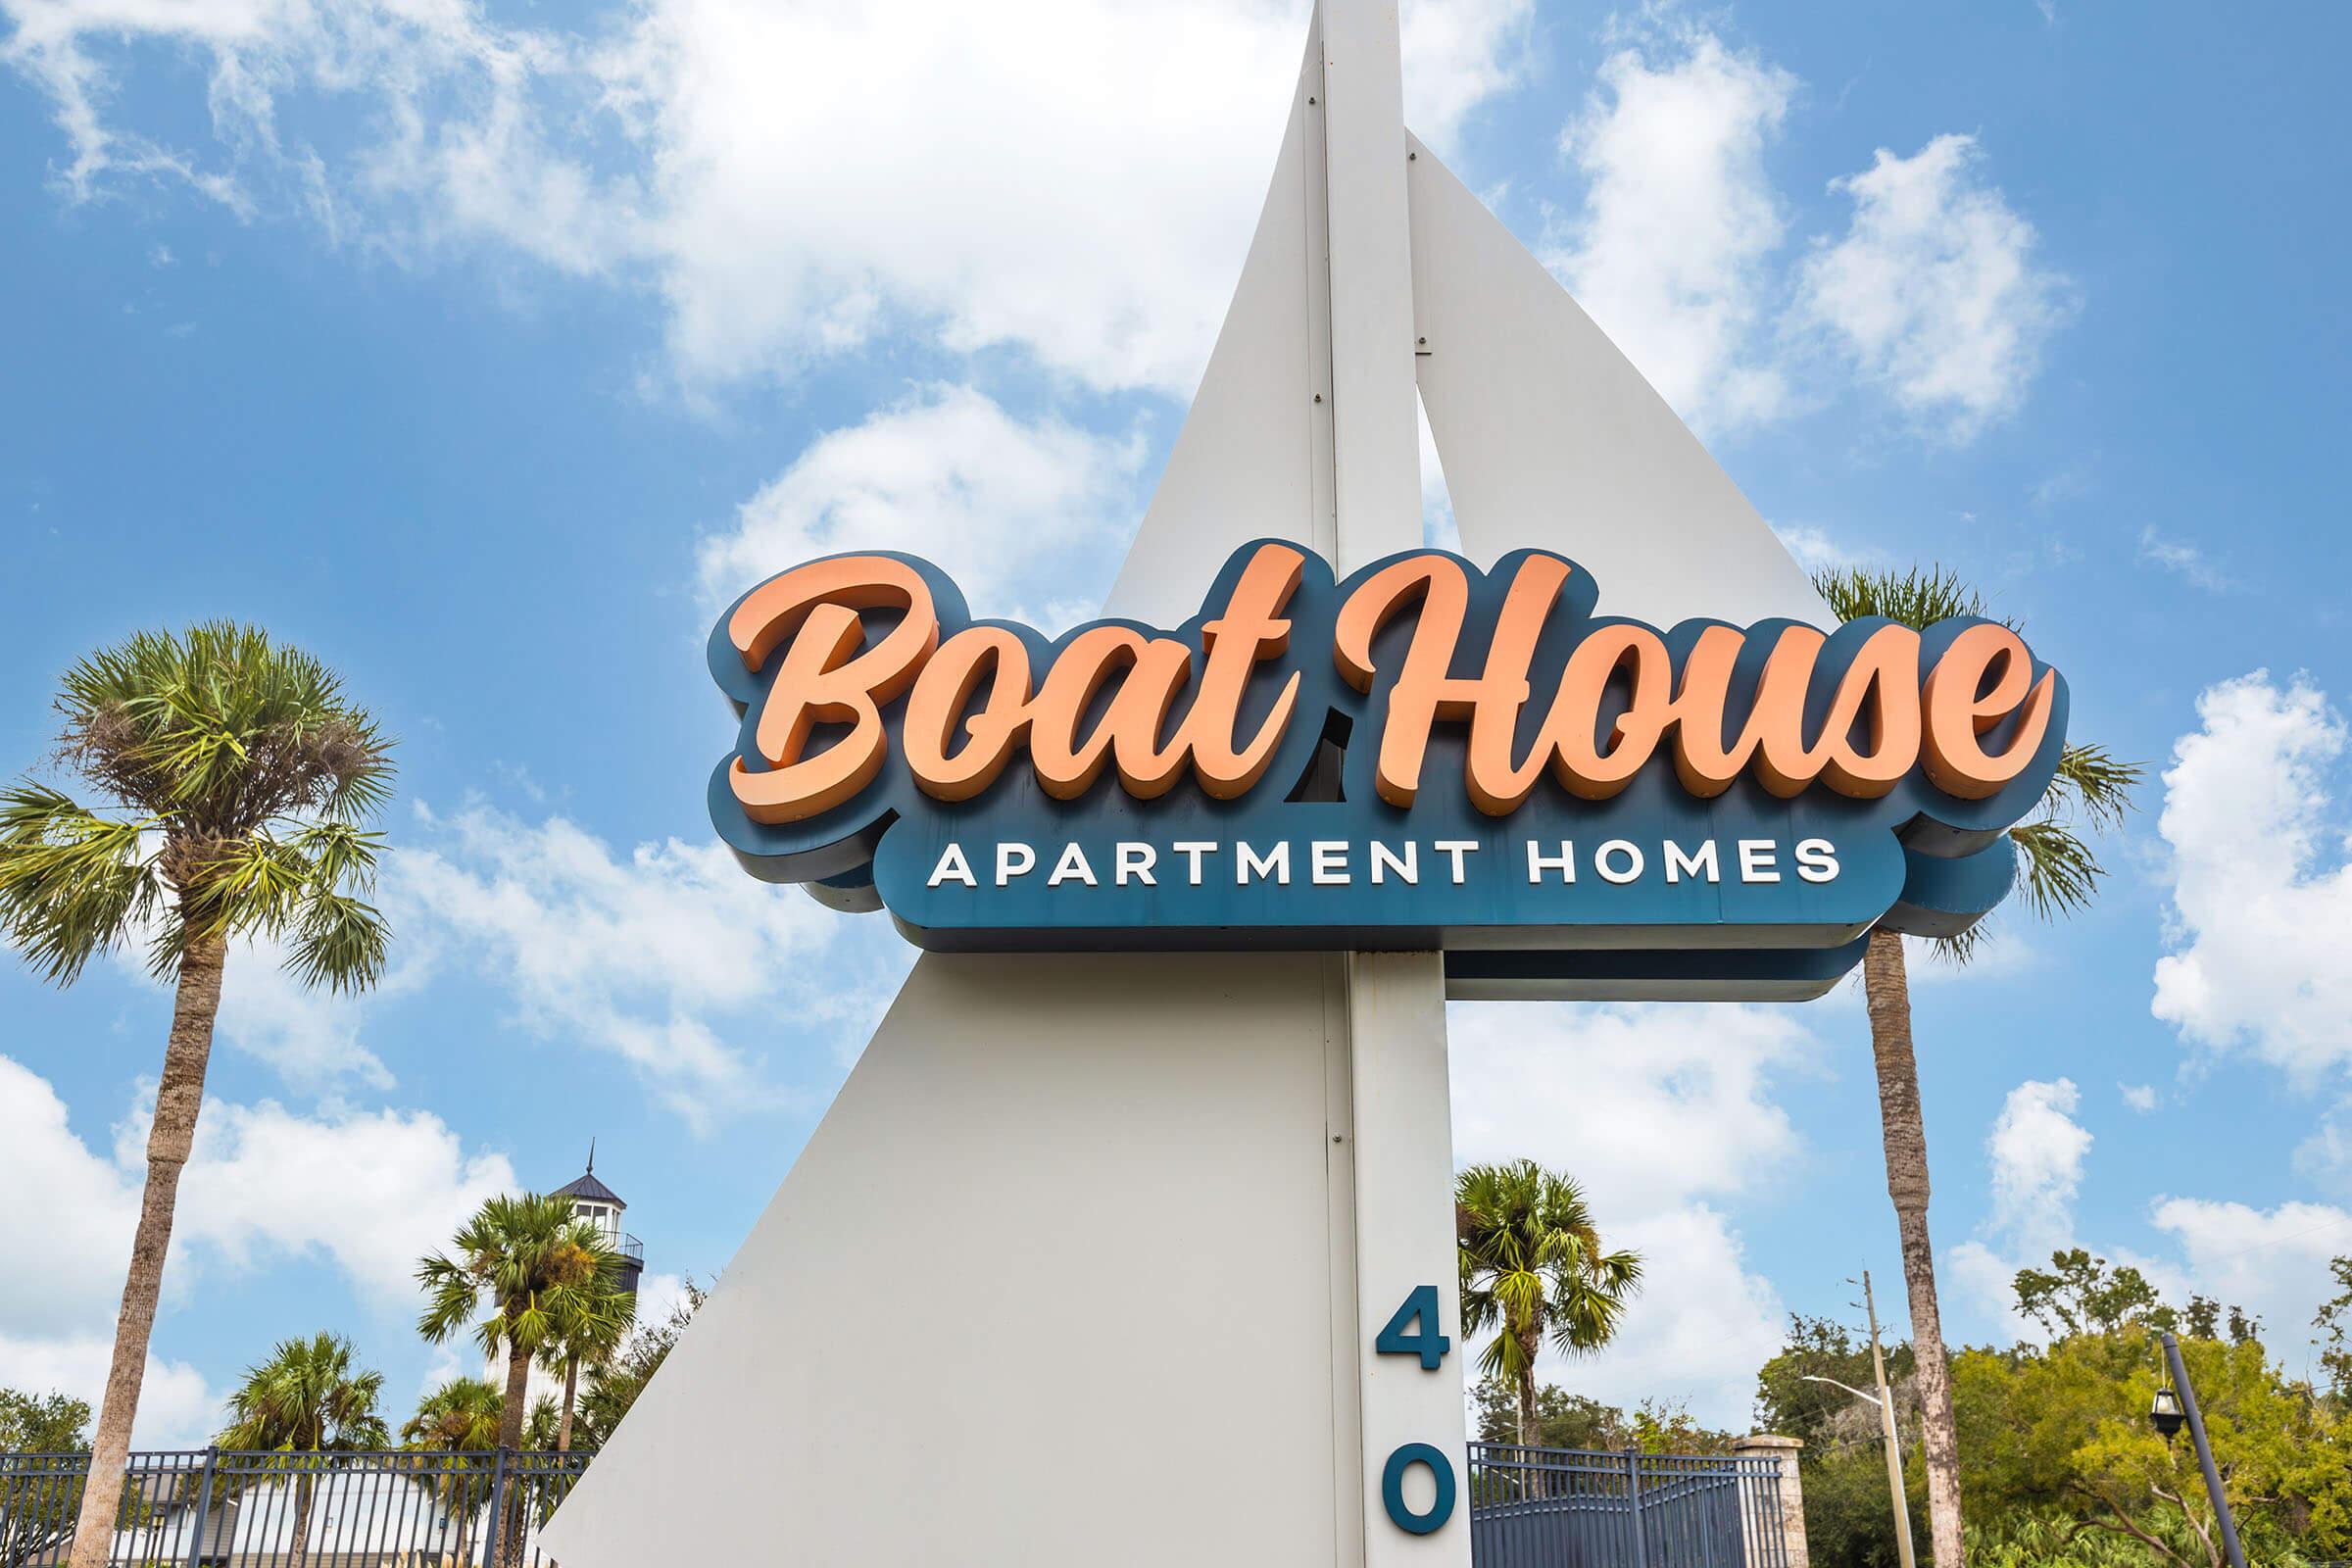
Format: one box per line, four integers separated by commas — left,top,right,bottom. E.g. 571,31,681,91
554,1144,644,1298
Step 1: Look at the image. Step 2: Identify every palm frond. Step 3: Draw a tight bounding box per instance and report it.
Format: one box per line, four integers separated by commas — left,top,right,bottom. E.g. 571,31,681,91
1811,565,2004,632
2009,819,2105,920
287,891,391,993
0,784,164,983
2049,743,2144,833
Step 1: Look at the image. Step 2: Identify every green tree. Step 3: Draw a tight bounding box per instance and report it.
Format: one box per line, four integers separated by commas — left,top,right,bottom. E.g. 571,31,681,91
2014,1250,2176,1340
1455,1159,1642,1447
538,1270,635,1451
416,1194,621,1568
1952,1327,2352,1567
1814,565,2142,1568
0,624,394,1568
216,1332,390,1568
0,1390,92,1568
1470,1380,1731,1453
0,1388,89,1452
2313,1255,2352,1404
576,1279,706,1450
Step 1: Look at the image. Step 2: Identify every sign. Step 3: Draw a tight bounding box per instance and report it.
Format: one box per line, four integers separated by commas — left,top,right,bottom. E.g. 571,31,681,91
707,539,2066,998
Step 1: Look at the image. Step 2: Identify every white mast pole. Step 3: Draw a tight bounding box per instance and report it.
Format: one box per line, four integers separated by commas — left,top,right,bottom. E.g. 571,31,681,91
1312,4,1471,1562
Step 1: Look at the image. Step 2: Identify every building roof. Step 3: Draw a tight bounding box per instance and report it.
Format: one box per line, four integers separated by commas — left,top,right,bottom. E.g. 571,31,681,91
553,1168,624,1207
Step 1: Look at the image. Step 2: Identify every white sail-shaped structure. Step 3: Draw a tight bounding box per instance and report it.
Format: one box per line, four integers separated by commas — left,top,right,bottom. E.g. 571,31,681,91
542,5,1824,1563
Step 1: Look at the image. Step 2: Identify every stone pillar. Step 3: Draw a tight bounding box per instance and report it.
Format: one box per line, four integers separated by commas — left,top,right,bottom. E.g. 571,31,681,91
1732,1434,1808,1568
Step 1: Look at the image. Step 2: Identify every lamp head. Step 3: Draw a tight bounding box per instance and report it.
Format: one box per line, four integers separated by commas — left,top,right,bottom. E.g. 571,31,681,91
2150,1386,2185,1441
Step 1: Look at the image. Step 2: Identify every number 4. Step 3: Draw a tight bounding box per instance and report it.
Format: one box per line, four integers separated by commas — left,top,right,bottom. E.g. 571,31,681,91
1374,1284,1450,1371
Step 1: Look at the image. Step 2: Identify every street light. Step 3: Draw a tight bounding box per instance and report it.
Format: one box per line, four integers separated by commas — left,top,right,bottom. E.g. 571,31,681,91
1801,1272,1917,1568
2158,1332,2246,1568
2149,1386,2184,1442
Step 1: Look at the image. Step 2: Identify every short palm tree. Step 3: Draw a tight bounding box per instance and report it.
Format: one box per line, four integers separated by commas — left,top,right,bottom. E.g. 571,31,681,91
538,1274,634,1451
216,1333,390,1568
401,1378,504,1452
416,1194,620,1566
400,1379,503,1562
1815,565,2141,1568
1456,1159,1642,1449
0,625,393,1568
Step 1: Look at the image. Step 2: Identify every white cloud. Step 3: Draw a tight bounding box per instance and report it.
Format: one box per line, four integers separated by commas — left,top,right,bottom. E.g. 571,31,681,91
0,1052,518,1444
1983,1078,2090,1254
1793,133,2068,440
2120,1082,2158,1113
698,384,1144,630
1770,522,1878,576
2149,1198,2352,1358
1545,20,1796,430
0,1054,140,1338
1448,1001,1816,1426
207,935,397,1092
3,0,1527,393
163,1099,518,1303
0,1332,219,1448
2150,672,2352,1081
2137,527,2235,593
1949,1076,2092,1337
388,802,899,1129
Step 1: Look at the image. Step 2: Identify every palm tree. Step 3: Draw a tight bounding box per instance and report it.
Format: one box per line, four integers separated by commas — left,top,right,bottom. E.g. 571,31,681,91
1815,565,2141,1568
216,1333,390,1568
1456,1159,1642,1449
401,1379,503,1453
0,625,393,1568
401,1379,502,1563
416,1194,620,1567
538,1274,634,1451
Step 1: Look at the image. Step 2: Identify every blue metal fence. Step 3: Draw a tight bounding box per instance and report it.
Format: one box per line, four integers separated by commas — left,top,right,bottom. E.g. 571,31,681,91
1467,1444,1790,1568
0,1447,588,1567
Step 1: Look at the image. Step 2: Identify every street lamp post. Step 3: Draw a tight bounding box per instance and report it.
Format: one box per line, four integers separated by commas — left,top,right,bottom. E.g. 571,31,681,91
1800,1271,1916,1568
2156,1332,2247,1568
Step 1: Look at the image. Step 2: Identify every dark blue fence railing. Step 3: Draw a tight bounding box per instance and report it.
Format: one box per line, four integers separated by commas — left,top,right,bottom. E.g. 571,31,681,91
1467,1444,1790,1568
9,1441,1787,1566
0,1447,589,1567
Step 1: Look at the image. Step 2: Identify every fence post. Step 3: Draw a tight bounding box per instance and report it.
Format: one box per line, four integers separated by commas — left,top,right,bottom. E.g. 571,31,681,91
182,1446,218,1568
1625,1448,1647,1568
1732,1434,1807,1568
486,1447,511,1568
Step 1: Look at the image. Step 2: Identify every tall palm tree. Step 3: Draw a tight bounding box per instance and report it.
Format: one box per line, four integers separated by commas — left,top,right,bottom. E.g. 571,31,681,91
216,1333,390,1568
1455,1159,1642,1449
416,1194,620,1567
538,1274,634,1451
1816,565,2141,1568
0,625,393,1568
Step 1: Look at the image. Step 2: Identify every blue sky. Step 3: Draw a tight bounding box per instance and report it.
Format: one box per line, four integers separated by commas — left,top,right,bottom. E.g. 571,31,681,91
2,0,2348,1437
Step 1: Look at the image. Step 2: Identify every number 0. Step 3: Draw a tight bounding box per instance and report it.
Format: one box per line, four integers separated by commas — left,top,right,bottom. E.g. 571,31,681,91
1375,1284,1450,1370
1382,1443,1457,1535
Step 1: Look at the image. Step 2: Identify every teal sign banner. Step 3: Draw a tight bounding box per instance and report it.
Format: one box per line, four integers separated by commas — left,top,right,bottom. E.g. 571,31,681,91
707,541,2066,1000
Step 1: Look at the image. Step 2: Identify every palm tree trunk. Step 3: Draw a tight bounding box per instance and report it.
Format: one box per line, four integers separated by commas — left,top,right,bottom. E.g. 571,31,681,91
289,1467,316,1568
1862,929,1965,1568
499,1340,532,1450
1515,1348,1539,1449
66,931,226,1568
557,1356,579,1453
491,1344,532,1568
